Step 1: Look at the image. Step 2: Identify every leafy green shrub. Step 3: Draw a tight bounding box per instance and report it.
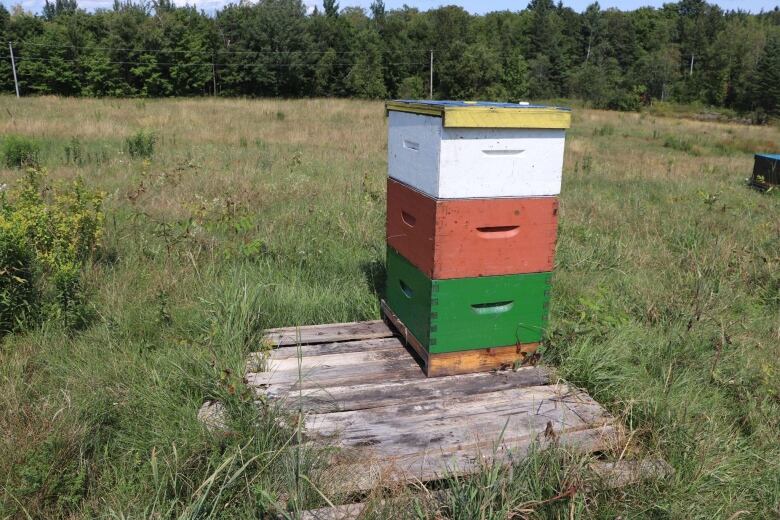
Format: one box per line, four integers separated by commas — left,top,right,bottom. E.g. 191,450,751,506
606,85,646,112
3,135,41,168
0,225,39,333
126,129,156,158
0,168,104,333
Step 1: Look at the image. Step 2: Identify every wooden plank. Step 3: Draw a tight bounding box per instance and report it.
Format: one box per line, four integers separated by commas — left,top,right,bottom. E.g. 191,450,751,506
246,356,425,391
246,337,403,373
302,458,668,519
301,457,669,519
265,346,412,373
427,344,539,377
322,424,620,493
263,320,393,347
304,385,613,455
260,367,551,413
267,337,402,360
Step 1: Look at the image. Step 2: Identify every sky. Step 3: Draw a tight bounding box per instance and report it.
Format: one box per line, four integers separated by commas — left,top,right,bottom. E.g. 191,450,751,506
328,0,779,13
5,0,779,16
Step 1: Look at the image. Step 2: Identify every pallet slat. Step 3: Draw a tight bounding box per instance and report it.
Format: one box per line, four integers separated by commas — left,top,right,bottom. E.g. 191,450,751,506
246,357,425,390
322,425,620,493
301,458,670,519
263,320,393,347
257,367,550,413
266,337,401,360
305,385,613,455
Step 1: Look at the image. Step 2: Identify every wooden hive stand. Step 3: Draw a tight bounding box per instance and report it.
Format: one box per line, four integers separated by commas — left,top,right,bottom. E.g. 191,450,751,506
234,319,670,517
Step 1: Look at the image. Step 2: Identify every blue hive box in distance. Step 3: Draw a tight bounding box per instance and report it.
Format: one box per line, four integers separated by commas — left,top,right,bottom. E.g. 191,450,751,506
752,153,780,189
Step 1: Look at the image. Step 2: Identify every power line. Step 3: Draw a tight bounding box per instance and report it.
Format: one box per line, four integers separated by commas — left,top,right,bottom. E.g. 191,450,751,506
8,41,546,61
12,55,427,68
12,41,433,56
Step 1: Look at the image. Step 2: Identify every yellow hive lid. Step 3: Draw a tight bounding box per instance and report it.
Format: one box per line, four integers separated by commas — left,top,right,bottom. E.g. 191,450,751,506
385,100,571,129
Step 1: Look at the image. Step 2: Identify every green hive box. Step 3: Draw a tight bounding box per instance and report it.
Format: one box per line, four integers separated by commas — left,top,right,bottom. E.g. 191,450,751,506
385,247,552,354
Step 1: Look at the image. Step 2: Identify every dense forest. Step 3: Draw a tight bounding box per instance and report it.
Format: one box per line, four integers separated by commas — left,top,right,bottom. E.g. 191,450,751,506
1,0,779,114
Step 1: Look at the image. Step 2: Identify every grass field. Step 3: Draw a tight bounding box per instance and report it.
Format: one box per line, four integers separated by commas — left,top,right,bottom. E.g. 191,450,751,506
1,96,779,519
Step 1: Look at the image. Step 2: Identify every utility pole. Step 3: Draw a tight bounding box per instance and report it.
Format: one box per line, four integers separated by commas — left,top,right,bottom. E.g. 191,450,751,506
8,42,19,98
429,49,433,99
212,59,217,97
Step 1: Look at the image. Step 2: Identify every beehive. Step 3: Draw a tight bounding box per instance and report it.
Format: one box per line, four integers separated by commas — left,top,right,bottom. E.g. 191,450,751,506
383,100,571,376
752,153,780,189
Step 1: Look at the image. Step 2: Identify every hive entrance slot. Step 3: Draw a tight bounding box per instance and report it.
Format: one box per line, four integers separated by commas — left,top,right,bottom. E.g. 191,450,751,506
402,139,420,151
481,149,525,156
399,280,414,299
471,301,514,314
477,225,520,238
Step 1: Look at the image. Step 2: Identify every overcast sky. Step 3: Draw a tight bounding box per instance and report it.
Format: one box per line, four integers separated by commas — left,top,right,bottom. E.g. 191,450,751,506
5,0,779,16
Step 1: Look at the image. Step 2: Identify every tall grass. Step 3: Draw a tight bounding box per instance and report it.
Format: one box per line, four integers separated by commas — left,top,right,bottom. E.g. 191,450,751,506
0,96,778,518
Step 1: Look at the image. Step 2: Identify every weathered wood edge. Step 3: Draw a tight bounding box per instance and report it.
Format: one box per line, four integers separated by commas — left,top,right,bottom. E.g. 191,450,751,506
253,366,552,413
299,458,671,519
263,320,393,347
319,423,622,493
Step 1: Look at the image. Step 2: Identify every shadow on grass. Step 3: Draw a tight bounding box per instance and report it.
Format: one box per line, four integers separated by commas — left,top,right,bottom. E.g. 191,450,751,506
361,258,386,301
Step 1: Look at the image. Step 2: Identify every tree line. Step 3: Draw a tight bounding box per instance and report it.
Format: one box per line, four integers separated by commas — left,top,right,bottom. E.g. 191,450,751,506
1,0,779,115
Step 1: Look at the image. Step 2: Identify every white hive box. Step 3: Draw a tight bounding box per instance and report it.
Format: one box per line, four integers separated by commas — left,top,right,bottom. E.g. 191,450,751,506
386,100,571,199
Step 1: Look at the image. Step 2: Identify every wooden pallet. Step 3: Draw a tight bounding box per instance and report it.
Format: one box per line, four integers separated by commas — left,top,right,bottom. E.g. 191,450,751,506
246,320,624,496
297,459,672,520
380,300,538,377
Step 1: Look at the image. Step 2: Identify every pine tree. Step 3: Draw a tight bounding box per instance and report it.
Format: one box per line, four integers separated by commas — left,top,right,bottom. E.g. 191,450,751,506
0,5,12,93
754,33,780,114
323,0,338,18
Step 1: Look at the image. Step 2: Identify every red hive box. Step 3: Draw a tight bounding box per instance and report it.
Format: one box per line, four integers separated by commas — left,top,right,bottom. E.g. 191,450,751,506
386,178,559,279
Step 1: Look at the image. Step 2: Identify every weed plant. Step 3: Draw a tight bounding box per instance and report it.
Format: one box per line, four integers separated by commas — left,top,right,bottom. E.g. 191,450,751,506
3,135,40,168
126,129,157,159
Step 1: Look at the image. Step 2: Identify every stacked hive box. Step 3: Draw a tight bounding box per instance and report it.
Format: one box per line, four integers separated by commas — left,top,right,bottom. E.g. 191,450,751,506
382,100,571,377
